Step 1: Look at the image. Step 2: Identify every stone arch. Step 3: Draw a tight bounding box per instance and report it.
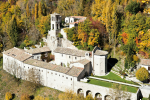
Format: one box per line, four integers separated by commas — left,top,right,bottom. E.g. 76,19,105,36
86,90,92,96
95,93,102,100
77,88,84,97
105,95,112,100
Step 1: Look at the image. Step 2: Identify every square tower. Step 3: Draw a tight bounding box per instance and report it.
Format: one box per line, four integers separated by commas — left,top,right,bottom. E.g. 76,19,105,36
51,13,61,31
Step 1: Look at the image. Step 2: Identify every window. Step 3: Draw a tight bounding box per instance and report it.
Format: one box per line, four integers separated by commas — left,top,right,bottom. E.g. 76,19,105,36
42,70,43,72
62,54,63,57
28,67,29,69
51,72,53,74
39,69,40,71
62,75,64,77
48,71,49,73
75,57,77,59
55,73,57,75
24,66,25,68
32,68,33,70
69,56,70,58
66,77,68,79
37,56,39,59
148,67,150,70
71,78,72,80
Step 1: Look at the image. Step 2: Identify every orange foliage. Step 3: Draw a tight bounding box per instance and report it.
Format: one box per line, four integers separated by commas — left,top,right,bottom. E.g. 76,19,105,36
135,37,138,45
121,32,128,45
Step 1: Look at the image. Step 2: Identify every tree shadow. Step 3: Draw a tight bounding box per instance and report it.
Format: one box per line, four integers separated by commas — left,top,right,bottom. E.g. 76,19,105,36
107,58,118,72
11,94,15,100
30,95,34,100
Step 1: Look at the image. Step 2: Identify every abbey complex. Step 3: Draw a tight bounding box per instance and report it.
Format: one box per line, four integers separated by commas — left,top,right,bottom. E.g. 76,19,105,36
3,13,145,100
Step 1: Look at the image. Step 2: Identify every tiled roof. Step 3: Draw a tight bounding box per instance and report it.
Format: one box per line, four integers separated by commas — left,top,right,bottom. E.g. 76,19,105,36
66,67,84,77
72,59,91,65
24,59,83,77
3,47,32,61
54,47,89,57
94,50,108,56
26,47,50,54
140,59,150,65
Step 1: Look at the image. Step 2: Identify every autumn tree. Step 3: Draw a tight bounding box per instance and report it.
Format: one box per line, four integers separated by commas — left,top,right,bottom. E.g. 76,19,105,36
38,2,42,18
136,67,149,81
5,92,13,100
58,89,85,100
26,2,30,17
35,3,38,19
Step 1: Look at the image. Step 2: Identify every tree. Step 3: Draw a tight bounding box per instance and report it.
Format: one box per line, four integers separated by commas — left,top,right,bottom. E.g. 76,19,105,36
38,2,42,18
5,92,12,100
125,0,141,14
35,3,38,19
21,94,30,100
7,16,19,47
58,89,85,100
26,2,30,17
136,67,149,81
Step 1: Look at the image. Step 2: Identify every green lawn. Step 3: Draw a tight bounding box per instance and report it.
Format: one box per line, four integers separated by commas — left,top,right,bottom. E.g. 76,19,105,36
94,72,139,85
87,78,138,93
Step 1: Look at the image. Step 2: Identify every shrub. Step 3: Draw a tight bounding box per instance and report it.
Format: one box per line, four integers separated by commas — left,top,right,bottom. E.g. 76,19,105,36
34,96,49,100
136,67,149,82
21,94,30,100
5,92,12,100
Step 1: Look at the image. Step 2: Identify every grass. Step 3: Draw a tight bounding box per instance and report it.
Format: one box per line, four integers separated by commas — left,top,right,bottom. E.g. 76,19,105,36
94,72,139,85
87,78,138,93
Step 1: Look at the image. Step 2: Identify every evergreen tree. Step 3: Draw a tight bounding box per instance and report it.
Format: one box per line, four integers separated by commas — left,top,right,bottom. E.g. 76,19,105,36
7,16,18,47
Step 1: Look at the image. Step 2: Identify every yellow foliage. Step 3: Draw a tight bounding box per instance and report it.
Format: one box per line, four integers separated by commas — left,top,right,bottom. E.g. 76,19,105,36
133,55,139,62
34,96,49,100
136,67,149,81
58,89,85,100
5,92,12,100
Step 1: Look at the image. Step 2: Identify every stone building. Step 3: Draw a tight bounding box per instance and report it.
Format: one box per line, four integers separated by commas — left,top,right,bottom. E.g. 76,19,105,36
2,13,139,100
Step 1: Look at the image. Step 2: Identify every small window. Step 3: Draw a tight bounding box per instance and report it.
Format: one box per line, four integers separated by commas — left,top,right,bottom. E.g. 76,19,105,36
48,71,49,73
55,73,57,75
75,57,77,59
39,69,40,71
32,68,33,70
69,56,70,58
28,67,29,69
66,77,68,79
62,54,63,57
51,72,53,74
62,75,64,77
71,78,72,80
24,66,25,68
148,67,150,70
59,74,60,76
42,70,43,72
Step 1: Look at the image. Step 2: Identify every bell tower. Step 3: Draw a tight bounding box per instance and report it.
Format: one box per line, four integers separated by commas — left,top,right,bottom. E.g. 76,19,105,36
51,13,61,31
